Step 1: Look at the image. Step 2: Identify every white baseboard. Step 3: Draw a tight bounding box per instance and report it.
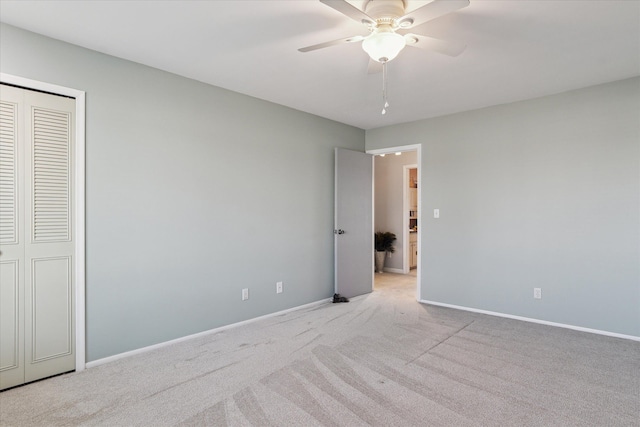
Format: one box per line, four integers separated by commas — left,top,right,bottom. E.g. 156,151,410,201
86,297,332,369
420,299,640,342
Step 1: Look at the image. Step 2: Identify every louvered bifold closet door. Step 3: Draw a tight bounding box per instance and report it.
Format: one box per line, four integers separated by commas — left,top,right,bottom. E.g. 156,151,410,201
23,89,75,384
0,85,25,390
0,84,75,390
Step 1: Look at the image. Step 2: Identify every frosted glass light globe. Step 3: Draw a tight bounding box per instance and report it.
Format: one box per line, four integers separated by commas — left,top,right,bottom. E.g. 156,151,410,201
362,31,406,63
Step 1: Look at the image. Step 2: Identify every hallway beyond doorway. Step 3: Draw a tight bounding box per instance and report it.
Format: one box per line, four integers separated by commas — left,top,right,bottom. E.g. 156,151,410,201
374,270,417,296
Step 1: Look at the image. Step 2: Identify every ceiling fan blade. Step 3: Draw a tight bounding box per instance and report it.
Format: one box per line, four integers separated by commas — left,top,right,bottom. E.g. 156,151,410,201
320,0,375,26
404,33,466,57
397,0,469,29
367,58,382,74
298,35,365,52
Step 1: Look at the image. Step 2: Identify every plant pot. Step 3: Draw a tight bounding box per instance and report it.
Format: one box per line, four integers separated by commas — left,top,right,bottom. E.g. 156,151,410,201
375,251,387,273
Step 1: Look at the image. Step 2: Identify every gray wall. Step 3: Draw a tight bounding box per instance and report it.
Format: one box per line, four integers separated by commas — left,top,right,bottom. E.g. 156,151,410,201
367,77,640,337
0,24,365,361
374,151,417,270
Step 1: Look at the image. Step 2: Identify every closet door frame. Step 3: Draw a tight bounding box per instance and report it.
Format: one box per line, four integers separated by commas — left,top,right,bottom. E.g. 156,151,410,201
1,73,86,373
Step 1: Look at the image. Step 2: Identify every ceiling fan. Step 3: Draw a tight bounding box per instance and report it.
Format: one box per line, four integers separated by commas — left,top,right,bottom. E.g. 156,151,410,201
299,0,470,113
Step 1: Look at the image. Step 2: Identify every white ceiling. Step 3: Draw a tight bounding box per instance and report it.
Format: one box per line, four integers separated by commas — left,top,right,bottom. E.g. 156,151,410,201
1,0,639,130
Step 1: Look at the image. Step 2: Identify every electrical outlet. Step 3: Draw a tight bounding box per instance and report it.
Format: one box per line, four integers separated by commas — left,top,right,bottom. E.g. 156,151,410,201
276,281,283,294
534,288,541,299
242,288,249,301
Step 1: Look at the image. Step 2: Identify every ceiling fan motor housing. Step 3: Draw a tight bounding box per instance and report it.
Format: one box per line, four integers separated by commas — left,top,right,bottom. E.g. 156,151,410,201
364,0,406,25
362,0,408,62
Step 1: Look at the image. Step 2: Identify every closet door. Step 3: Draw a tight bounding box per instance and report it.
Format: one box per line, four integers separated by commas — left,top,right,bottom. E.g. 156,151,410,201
0,84,75,390
0,85,25,390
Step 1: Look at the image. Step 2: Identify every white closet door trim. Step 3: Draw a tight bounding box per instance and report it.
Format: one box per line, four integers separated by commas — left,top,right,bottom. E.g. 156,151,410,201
1,73,86,372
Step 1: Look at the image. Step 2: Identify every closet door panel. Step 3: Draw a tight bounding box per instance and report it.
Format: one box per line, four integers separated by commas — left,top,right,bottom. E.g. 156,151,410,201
23,90,75,383
0,86,25,390
25,256,73,381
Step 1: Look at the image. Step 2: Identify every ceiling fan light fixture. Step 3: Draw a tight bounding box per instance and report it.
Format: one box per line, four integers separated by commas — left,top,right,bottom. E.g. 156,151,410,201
362,31,406,63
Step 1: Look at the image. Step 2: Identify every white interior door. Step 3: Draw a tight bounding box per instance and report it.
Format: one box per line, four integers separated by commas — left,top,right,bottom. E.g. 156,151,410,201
0,84,75,390
334,148,373,298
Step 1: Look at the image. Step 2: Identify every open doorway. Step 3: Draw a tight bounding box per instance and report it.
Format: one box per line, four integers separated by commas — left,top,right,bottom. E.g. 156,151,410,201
369,145,421,300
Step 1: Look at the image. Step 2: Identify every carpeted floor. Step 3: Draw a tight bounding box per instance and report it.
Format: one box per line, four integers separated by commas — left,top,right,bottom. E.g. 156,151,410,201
1,272,639,426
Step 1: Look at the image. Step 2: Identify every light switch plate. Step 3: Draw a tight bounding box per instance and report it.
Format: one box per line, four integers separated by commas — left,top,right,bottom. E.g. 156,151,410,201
434,209,440,218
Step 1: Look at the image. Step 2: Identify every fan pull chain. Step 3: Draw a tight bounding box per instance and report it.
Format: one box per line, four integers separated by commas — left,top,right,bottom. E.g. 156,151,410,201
381,60,389,115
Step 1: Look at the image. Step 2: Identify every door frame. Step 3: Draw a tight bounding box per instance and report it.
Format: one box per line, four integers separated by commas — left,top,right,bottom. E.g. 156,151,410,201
1,73,86,372
367,144,421,301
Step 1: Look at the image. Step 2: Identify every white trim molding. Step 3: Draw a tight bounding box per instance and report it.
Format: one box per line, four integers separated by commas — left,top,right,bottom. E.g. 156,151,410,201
86,297,333,369
0,73,87,371
420,299,640,342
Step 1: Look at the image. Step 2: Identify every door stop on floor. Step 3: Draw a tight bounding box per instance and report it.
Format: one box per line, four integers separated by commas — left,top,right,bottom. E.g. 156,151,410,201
333,294,349,303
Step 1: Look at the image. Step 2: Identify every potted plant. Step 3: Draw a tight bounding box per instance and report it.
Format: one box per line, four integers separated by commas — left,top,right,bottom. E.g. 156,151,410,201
374,231,396,273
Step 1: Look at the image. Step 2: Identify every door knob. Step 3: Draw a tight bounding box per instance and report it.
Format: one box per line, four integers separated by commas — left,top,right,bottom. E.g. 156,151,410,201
334,229,345,235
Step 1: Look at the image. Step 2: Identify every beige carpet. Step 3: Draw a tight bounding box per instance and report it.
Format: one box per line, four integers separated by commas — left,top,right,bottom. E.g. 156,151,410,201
1,272,638,426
